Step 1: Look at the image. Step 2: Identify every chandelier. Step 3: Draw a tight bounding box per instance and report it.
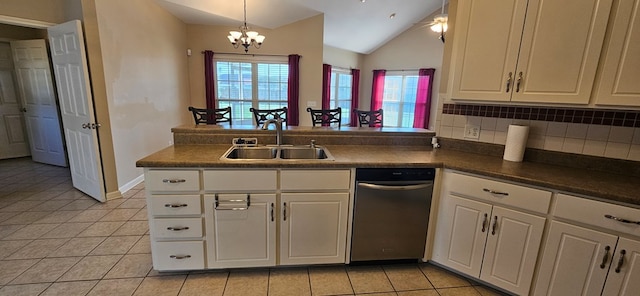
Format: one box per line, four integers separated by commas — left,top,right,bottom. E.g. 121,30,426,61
429,0,448,43
227,0,265,53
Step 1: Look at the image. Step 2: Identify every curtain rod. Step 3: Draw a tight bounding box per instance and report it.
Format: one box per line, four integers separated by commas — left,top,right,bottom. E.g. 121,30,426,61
201,51,299,58
377,69,422,72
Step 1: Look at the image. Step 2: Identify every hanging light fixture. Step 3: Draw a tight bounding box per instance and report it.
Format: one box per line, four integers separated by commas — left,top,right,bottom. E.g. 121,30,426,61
227,0,265,53
429,0,448,43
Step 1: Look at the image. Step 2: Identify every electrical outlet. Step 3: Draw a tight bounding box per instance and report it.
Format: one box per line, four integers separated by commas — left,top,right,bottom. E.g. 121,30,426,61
464,125,480,139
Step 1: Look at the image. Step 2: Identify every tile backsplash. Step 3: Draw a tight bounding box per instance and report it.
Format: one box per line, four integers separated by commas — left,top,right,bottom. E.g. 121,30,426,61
435,104,640,161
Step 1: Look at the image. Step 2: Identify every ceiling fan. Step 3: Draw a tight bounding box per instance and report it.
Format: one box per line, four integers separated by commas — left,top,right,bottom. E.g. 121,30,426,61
425,0,448,43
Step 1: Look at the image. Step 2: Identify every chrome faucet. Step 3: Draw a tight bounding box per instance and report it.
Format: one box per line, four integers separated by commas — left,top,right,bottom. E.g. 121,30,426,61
261,118,284,146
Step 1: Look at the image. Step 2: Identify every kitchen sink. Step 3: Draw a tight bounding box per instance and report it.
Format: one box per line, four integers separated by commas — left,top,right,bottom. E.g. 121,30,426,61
221,145,334,161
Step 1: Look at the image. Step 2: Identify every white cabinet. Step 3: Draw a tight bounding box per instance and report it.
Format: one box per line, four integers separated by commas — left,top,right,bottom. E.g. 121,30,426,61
594,0,640,107
533,193,640,296
432,171,550,295
450,0,613,104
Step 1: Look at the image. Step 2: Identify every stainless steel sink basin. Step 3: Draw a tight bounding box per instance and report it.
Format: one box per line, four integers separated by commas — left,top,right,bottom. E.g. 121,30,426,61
221,145,334,161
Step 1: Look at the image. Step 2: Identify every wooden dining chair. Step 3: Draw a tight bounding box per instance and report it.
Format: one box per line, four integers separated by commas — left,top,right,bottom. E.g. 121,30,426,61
249,107,288,126
354,109,383,127
307,107,341,127
188,106,232,125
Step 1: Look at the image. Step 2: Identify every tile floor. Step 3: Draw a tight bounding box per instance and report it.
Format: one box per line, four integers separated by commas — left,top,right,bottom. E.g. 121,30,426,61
0,157,509,296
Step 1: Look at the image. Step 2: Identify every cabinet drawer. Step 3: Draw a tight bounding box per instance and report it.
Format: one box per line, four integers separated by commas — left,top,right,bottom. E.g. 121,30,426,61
443,171,551,214
149,195,201,216
152,218,203,239
281,170,351,191
203,170,277,191
146,170,200,192
554,193,640,237
153,241,204,270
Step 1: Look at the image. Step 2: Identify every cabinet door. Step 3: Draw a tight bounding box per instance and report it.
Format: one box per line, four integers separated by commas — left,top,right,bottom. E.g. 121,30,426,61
431,194,492,277
479,206,545,295
512,0,613,104
204,194,276,268
450,0,527,101
602,237,640,296
595,0,640,107
533,221,618,296
280,193,349,265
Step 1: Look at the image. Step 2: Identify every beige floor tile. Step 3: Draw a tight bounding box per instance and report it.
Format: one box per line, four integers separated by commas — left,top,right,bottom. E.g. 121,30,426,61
34,210,82,224
383,265,434,291
67,210,111,223
28,200,72,212
309,266,354,296
133,275,186,296
473,285,510,296
223,269,269,296
347,265,394,294
357,293,397,296
99,208,140,221
437,287,482,296
90,199,125,210
0,240,31,259
179,272,228,296
0,212,20,224
59,255,122,281
1,211,50,225
6,238,69,259
268,268,311,296
0,259,39,285
130,208,148,221
397,290,439,296
104,253,153,279
113,221,149,236
26,191,65,201
128,235,151,254
420,263,470,288
47,237,106,257
87,278,143,296
10,257,81,284
40,280,98,296
40,222,92,239
118,199,147,209
0,224,25,239
90,235,140,255
0,201,43,212
62,200,99,211
0,283,51,296
53,190,91,201
77,221,125,237
146,269,189,277
2,223,60,240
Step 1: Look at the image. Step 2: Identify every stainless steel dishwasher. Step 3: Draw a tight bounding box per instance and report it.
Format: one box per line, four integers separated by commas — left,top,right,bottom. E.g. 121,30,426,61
350,168,435,262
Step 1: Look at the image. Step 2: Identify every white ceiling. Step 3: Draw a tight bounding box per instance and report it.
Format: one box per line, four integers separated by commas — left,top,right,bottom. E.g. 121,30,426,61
156,0,445,54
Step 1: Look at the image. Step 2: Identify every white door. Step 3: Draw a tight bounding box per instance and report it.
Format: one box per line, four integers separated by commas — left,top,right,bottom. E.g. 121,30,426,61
431,194,492,277
0,42,30,159
602,237,640,296
204,194,276,268
10,39,67,166
480,206,545,296
280,193,349,265
533,221,618,296
47,20,105,201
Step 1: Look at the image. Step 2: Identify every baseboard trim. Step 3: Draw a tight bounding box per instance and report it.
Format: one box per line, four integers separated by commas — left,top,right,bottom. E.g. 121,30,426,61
106,190,122,201
120,174,144,195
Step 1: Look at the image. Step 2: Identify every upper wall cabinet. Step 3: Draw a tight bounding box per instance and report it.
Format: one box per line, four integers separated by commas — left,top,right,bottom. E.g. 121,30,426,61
594,0,640,107
450,0,613,104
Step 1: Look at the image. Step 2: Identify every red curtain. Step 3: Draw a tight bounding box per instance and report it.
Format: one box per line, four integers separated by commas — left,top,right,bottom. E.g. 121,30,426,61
287,54,301,126
322,64,332,110
350,69,360,127
413,68,435,129
204,50,215,109
370,70,386,111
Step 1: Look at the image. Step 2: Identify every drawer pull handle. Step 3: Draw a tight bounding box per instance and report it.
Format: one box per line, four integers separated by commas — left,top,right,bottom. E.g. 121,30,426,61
600,246,611,269
167,226,189,231
491,215,498,235
164,203,188,208
214,194,250,211
162,179,186,184
483,188,509,196
169,255,191,260
283,202,287,221
604,214,640,225
271,203,274,222
481,213,488,233
615,250,626,273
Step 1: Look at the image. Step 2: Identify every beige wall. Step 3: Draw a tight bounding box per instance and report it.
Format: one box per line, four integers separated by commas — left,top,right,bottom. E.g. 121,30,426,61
0,0,80,24
93,0,190,189
0,23,46,40
360,10,447,130
187,14,324,126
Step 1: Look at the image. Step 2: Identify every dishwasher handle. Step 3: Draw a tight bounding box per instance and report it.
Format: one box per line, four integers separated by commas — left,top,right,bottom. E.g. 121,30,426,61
357,182,432,191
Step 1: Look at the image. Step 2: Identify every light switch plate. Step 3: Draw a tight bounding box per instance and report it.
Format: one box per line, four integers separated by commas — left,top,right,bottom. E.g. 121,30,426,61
464,125,480,139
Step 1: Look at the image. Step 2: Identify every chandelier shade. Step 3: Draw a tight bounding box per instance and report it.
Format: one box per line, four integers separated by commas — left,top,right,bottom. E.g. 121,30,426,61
228,0,265,53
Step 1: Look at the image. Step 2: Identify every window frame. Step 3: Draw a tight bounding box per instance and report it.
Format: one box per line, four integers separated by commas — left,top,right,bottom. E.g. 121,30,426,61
329,67,353,125
381,70,419,128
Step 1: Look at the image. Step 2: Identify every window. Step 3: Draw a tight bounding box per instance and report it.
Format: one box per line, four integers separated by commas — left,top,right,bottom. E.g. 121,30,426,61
381,72,419,127
330,69,352,125
215,59,288,125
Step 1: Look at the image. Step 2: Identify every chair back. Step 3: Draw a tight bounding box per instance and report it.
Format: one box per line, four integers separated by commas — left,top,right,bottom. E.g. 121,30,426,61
354,109,383,127
250,107,288,126
188,106,232,125
307,107,341,127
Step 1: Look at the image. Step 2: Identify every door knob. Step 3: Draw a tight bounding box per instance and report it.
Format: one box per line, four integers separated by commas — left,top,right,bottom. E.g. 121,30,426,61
82,123,91,129
20,108,26,112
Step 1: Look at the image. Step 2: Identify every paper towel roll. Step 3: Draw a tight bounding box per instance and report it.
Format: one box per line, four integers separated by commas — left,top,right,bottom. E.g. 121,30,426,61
503,124,529,162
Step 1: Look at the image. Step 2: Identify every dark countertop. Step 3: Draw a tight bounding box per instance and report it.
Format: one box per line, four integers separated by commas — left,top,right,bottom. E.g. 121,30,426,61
136,144,640,207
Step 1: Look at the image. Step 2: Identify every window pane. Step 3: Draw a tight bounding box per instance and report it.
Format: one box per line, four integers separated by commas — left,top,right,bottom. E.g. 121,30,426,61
330,71,352,125
381,74,419,127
